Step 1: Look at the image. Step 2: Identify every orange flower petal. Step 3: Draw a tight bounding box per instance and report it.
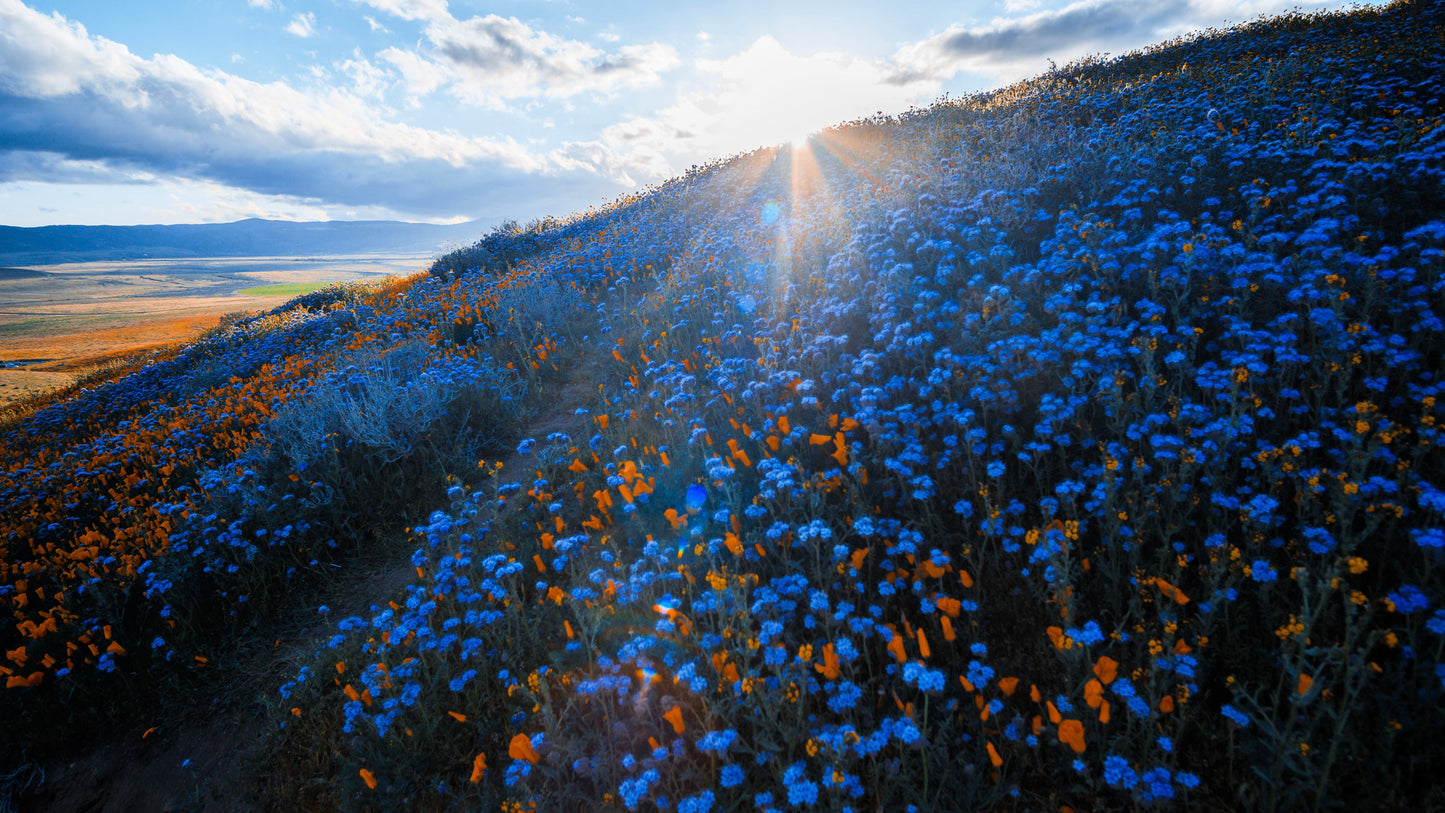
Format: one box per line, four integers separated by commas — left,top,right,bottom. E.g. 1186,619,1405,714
1046,626,1066,650
1093,656,1118,685
886,631,907,664
1058,719,1086,754
509,733,540,764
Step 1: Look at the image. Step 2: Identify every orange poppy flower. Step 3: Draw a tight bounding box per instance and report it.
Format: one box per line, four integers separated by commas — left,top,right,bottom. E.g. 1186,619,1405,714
815,643,841,680
1046,626,1066,650
1058,719,1086,754
469,753,488,783
987,741,1003,767
359,768,377,789
1093,656,1118,685
886,631,907,664
851,547,869,569
1298,673,1313,696
1156,578,1190,605
725,532,744,556
509,734,540,764
998,677,1019,697
664,706,685,734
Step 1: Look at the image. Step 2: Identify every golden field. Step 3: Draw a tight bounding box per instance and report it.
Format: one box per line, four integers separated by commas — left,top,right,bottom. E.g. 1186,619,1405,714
0,256,427,408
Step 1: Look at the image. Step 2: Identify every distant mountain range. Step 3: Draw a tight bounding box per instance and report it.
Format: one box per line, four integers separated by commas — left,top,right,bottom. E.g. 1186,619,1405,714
0,218,487,265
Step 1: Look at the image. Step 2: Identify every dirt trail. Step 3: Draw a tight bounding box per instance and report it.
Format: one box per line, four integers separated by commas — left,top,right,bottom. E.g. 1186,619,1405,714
20,362,599,812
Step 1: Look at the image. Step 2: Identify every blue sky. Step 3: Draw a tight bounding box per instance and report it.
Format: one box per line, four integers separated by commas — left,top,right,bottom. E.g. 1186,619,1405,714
0,0,1379,227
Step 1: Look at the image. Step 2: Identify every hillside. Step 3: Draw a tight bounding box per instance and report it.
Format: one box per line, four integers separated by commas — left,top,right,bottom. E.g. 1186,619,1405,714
3,2,1444,810
0,218,485,265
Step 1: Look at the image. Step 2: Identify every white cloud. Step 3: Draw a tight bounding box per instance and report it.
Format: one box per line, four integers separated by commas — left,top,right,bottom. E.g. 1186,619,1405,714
345,1,678,108
286,11,316,37
349,0,450,24
378,46,449,102
247,0,278,9
0,1,143,98
363,15,390,33
0,0,621,219
424,15,678,107
892,0,1359,84
593,36,937,184
338,49,390,99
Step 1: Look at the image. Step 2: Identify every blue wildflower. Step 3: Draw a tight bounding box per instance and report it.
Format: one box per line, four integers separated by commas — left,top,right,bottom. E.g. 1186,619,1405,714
1250,560,1277,582
1103,755,1137,789
1387,585,1429,614
1221,704,1250,727
720,764,744,788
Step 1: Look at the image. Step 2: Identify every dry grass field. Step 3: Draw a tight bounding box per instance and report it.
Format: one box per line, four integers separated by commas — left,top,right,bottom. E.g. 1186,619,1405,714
0,256,429,408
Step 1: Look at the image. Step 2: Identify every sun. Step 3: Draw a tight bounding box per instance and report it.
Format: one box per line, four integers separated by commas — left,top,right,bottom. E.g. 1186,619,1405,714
790,132,810,150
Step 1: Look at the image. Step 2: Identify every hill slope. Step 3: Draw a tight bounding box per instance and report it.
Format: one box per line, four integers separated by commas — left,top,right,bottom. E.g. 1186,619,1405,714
3,2,1444,810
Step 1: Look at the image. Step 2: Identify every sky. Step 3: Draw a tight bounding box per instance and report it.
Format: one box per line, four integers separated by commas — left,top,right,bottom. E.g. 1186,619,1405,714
0,0,1382,228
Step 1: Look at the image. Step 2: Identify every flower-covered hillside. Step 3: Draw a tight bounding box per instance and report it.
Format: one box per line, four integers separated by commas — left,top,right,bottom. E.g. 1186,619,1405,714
6,1,1445,810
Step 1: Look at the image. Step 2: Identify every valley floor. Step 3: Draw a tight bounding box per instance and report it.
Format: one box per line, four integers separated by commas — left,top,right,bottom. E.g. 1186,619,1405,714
0,256,426,408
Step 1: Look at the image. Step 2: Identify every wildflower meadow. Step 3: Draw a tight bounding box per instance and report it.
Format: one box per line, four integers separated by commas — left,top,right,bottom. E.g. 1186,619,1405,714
3,2,1444,809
